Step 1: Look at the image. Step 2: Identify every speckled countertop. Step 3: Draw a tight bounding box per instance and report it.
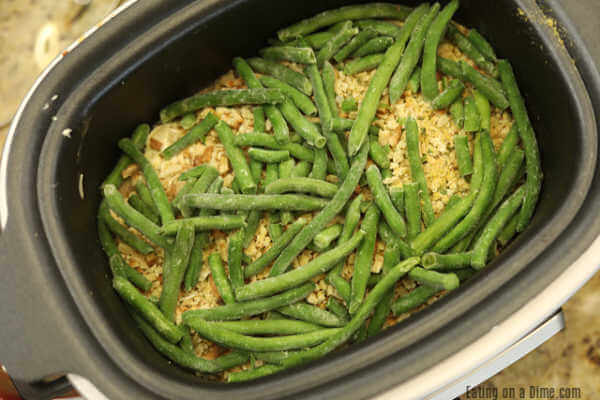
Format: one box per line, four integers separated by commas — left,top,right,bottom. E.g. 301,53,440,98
0,1,599,399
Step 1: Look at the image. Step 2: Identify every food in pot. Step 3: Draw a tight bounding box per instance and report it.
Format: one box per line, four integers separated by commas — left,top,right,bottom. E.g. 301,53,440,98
97,1,542,381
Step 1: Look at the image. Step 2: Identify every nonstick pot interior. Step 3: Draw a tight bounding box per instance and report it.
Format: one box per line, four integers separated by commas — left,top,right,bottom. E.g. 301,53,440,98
1,1,598,399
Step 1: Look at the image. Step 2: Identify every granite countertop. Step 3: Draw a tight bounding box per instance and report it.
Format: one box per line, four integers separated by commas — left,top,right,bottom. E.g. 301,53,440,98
0,1,599,399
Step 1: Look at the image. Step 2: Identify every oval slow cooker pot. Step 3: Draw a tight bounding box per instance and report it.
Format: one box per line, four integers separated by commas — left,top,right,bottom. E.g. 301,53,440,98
1,0,600,399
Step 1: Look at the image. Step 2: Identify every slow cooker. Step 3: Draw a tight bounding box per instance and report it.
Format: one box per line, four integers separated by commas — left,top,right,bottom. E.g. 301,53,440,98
1,0,600,399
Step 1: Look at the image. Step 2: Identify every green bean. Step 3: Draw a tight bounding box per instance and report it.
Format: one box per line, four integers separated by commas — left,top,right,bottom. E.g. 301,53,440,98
408,267,459,291
437,56,463,79
233,57,290,143
234,133,315,162
494,148,525,207
341,98,358,113
206,252,235,304
264,177,337,198
330,117,380,136
227,364,283,382
161,88,285,122
135,180,160,217
389,187,405,214
248,57,312,96
209,319,321,335
160,215,246,235
249,159,263,186
253,107,266,132
313,224,343,251
103,124,150,188
328,194,362,282
498,212,520,247
472,186,525,268
98,201,154,255
366,243,403,337
278,303,346,328
467,29,497,61
277,3,411,41
463,95,480,133
239,231,364,300
347,4,430,156
291,160,312,178
279,99,326,148
366,165,407,237
310,148,328,180
131,311,247,372
128,193,160,225
269,142,369,276
180,113,199,131
407,66,421,94
459,61,508,110
432,131,497,252
260,45,317,64
159,223,195,321
295,31,335,49
268,217,283,242
258,75,317,117
103,185,171,248
278,159,295,225
405,117,435,226
454,268,477,282
356,19,402,37
118,138,175,224
391,285,439,316
389,4,440,104
215,122,257,195
349,204,380,314
247,148,290,163
421,0,459,100
305,62,349,179
497,125,519,169
334,29,379,62
449,98,464,129
173,179,198,217
431,79,465,110
322,61,339,118
403,182,421,241
353,36,394,57
228,229,245,291
161,113,219,159
178,165,207,181
329,275,351,304
447,24,498,78
326,297,350,321
113,276,183,343
264,162,279,188
97,218,152,291
343,53,385,75
183,234,206,292
421,252,472,271
454,134,473,176
179,326,195,354
473,89,491,131
271,257,420,371
318,24,360,68
244,218,307,278
498,59,542,232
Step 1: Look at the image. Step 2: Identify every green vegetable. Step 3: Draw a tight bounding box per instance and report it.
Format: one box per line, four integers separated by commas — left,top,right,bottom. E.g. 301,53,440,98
258,75,318,116
343,53,385,75
317,22,360,68
277,3,411,41
366,165,407,237
353,36,395,57
215,120,257,194
347,4,430,156
467,29,498,61
161,113,219,159
248,57,313,96
431,79,465,110
408,267,459,291
349,204,380,314
313,224,343,251
454,134,473,176
334,29,379,62
102,124,150,188
237,231,364,299
463,95,481,133
421,0,459,100
405,117,435,226
403,182,422,240
160,88,285,122
459,61,508,109
421,252,472,271
447,24,498,78
260,45,317,64
498,59,542,232
248,148,290,163
389,4,440,104
113,276,183,343
98,201,154,255
391,285,439,316
159,223,195,321
265,177,338,198
160,215,246,235
278,303,347,328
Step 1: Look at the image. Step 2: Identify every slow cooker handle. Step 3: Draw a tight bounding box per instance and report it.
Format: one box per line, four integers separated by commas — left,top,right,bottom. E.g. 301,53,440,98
10,376,74,400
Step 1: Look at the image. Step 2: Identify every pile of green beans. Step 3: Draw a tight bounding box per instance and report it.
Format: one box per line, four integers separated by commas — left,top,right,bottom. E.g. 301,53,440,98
98,1,542,383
